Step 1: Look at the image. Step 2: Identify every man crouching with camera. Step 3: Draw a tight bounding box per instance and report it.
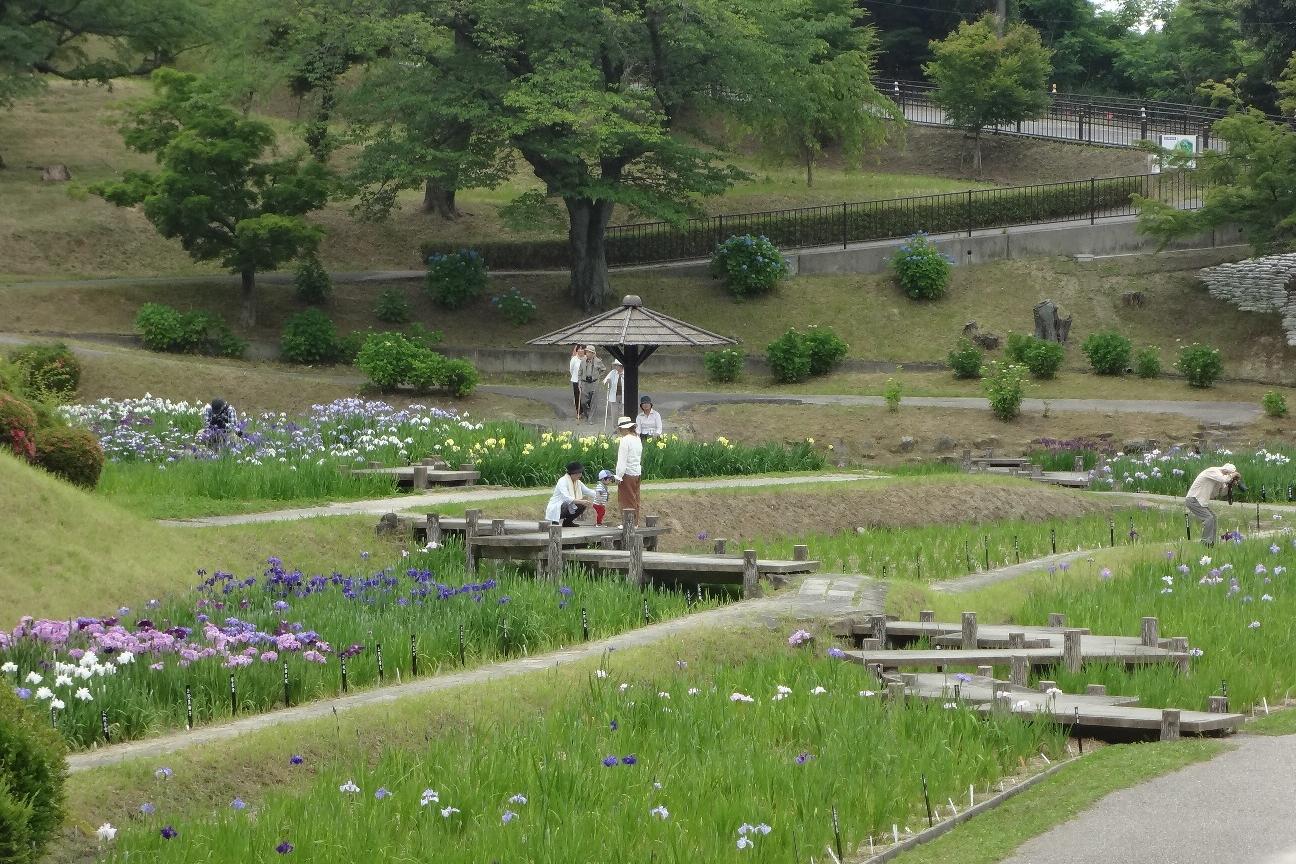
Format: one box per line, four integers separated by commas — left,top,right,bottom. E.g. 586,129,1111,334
1185,462,1243,547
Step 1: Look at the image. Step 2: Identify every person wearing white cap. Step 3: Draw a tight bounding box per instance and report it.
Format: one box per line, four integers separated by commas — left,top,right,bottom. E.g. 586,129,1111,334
1185,462,1241,546
576,345,604,423
602,359,624,431
613,415,642,517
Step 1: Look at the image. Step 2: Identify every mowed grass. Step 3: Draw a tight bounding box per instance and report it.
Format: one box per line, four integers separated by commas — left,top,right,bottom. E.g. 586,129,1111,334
1,79,992,281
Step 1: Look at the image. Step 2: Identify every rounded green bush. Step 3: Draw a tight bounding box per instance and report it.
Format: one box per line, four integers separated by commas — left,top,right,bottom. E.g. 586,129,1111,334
0,685,67,863
0,392,37,461
355,332,420,390
490,287,537,326
1133,346,1161,379
425,249,488,310
1262,391,1288,418
280,309,342,364
1177,343,1223,388
374,288,411,324
7,344,80,400
803,325,848,376
1004,332,1036,364
1080,330,1132,375
948,338,983,379
766,329,812,384
983,361,1027,421
1023,340,1064,379
709,234,789,298
293,255,332,305
133,303,245,358
890,233,951,301
33,425,104,488
704,348,744,383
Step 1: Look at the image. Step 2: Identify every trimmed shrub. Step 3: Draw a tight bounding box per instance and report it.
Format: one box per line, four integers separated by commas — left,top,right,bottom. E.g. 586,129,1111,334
983,361,1027,421
354,332,478,396
134,303,245,358
883,377,902,412
7,344,79,400
33,425,104,488
709,234,789,298
1177,343,1223,388
425,249,487,310
704,348,744,383
948,338,983,379
803,326,848,375
766,329,812,384
1004,331,1037,364
374,288,411,324
1262,391,1289,419
438,358,479,398
1023,340,1064,379
1081,330,1132,375
1133,345,1161,379
490,286,537,326
280,309,343,365
293,255,332,305
0,392,37,461
890,232,951,300
0,685,67,863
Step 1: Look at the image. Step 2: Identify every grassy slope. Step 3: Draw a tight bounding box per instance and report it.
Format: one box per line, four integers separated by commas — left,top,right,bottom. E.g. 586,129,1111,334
0,81,1014,281
0,453,403,619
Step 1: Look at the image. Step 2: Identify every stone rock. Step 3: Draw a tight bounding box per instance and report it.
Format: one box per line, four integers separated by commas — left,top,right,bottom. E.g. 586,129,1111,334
1121,291,1146,307
973,435,1000,450
1095,431,1115,440
375,512,402,536
40,164,71,182
1122,438,1158,454
932,436,957,452
897,436,916,453
961,320,1002,351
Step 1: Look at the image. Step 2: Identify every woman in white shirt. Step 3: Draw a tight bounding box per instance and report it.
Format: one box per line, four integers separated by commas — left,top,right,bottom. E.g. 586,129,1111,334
602,360,623,430
545,461,597,526
568,346,583,418
636,395,663,440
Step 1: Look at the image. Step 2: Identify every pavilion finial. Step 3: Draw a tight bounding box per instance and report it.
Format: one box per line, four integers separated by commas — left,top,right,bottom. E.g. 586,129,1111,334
622,294,642,307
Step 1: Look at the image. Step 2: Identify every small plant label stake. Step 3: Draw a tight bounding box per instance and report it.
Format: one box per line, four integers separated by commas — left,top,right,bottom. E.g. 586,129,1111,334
50,707,57,728
184,684,194,730
831,805,844,863
458,623,466,666
100,709,111,742
1013,535,1020,564
982,536,990,570
1185,513,1192,541
376,643,385,683
410,634,418,678
921,774,934,828
1050,528,1057,555
1075,707,1082,754
281,662,291,708
581,607,590,641
915,550,922,580
229,673,238,715
643,600,650,625
1109,518,1116,547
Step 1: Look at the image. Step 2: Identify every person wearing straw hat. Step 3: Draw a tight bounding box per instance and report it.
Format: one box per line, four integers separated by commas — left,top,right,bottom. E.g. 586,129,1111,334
612,415,643,517
602,359,624,431
1185,462,1241,547
545,461,597,526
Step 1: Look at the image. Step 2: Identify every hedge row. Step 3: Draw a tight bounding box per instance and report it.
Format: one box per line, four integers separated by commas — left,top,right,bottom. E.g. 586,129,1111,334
420,177,1155,269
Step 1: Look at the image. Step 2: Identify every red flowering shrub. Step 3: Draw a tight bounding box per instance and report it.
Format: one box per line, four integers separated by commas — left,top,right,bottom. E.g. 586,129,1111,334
33,426,104,488
0,393,37,461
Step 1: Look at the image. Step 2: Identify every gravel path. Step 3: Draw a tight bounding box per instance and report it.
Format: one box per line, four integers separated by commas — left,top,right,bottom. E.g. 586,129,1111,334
160,473,872,527
998,735,1296,864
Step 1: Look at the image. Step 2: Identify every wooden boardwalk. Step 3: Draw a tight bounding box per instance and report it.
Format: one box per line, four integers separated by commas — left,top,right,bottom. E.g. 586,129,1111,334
350,461,480,489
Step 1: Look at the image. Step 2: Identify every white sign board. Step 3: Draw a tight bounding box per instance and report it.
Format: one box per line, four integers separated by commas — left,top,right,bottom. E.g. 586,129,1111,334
1151,134,1197,173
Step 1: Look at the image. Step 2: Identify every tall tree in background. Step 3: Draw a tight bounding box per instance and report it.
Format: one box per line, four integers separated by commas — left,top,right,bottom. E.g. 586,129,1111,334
92,70,333,327
858,0,986,82
1122,0,1251,105
924,16,1052,174
1236,0,1296,110
749,0,900,187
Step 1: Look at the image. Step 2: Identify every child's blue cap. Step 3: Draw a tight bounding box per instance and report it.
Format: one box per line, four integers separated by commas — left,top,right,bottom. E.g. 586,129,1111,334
598,469,613,480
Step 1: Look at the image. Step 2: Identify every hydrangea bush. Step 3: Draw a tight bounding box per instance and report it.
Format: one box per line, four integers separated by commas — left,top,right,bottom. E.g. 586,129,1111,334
709,235,789,298
890,233,951,301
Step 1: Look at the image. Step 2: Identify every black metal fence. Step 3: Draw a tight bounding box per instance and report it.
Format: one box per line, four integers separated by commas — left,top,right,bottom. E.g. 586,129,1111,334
603,171,1201,266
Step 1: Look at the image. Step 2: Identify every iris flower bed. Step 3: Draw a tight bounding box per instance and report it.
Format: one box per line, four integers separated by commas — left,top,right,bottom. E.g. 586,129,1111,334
96,650,1065,862
1080,446,1296,503
1,544,722,748
751,508,1196,581
64,397,824,508
1015,532,1296,713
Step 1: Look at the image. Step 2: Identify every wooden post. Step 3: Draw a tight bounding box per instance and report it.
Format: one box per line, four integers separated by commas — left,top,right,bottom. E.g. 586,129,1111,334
1140,616,1159,648
793,544,809,562
545,523,563,582
643,515,660,551
1159,708,1181,741
1010,655,1028,687
1008,631,1025,649
538,521,549,533
1038,680,1057,692
630,532,647,589
977,665,994,678
464,509,481,573
1169,636,1188,653
1073,455,1084,472
1208,695,1230,713
1064,629,1083,673
1047,612,1066,627
886,682,906,702
412,465,429,490
1174,653,1190,674
860,638,882,650
421,457,436,466
919,610,934,623
621,509,637,550
367,460,382,470
961,448,972,470
599,536,615,550
961,612,977,650
425,513,442,545
1085,684,1107,696
713,538,728,555
742,550,759,599
460,463,476,485
871,615,888,645
492,518,505,537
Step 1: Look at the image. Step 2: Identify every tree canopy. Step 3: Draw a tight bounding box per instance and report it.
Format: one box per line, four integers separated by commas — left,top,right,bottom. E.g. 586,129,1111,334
924,15,1053,174
92,69,332,327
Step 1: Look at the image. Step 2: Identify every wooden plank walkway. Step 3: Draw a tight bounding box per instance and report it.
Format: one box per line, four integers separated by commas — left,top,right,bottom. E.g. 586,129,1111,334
350,462,480,488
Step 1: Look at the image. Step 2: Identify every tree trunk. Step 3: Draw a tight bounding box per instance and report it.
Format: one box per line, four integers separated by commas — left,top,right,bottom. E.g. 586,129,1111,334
805,150,814,187
565,197,614,312
973,129,983,177
239,269,257,329
422,180,459,219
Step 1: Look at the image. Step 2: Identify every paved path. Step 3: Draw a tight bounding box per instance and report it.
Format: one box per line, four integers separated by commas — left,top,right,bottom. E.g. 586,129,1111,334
484,384,1263,425
999,735,1296,864
160,473,872,527
66,573,878,773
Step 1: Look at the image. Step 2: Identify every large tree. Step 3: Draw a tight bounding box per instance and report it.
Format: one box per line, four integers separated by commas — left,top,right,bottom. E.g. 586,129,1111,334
1136,111,1296,254
1236,0,1296,110
92,69,332,327
923,15,1053,175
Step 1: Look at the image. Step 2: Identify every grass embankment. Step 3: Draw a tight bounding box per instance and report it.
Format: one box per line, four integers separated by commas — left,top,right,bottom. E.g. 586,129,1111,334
0,81,1009,281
